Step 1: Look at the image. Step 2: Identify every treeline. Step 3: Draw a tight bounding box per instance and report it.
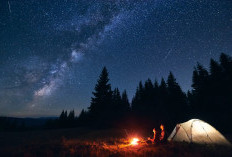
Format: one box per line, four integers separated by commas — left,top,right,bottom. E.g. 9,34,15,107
131,72,188,131
79,67,131,128
54,53,232,133
47,68,131,129
188,53,232,131
0,117,50,131
0,117,26,131
45,110,75,128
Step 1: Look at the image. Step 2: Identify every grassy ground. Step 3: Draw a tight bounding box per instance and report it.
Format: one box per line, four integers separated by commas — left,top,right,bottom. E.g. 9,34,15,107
0,128,231,157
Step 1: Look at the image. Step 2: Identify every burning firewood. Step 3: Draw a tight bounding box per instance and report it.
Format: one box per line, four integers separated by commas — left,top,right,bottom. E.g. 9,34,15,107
130,138,139,146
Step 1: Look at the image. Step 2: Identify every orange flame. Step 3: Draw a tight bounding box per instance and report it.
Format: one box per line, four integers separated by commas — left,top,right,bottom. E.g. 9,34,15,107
130,138,139,146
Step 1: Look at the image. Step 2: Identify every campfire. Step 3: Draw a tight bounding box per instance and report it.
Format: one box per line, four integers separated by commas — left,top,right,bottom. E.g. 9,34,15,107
129,124,165,146
88,124,166,155
130,138,139,146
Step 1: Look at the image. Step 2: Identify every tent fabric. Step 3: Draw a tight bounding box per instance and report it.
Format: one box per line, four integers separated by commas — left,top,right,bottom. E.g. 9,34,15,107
168,119,231,145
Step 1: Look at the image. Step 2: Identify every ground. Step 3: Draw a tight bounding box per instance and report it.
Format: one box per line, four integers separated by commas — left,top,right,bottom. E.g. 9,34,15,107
0,128,232,157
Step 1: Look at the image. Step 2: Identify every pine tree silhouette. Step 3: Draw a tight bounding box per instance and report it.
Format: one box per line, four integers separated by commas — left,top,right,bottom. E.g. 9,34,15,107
88,67,113,127
158,78,168,119
121,90,130,114
131,81,144,114
112,88,122,120
68,110,75,120
167,72,187,124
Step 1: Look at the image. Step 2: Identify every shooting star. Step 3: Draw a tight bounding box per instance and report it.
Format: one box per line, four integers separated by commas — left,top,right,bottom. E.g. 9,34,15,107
163,49,172,61
8,1,12,13
163,43,176,62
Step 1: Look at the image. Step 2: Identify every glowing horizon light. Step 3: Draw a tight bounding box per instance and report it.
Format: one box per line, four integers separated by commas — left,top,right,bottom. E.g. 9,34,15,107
130,138,139,146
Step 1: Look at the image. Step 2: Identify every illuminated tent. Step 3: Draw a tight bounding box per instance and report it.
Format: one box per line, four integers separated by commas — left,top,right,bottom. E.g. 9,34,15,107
168,119,231,145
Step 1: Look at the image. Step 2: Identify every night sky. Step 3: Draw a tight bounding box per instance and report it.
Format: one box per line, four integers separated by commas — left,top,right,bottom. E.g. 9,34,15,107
0,0,232,117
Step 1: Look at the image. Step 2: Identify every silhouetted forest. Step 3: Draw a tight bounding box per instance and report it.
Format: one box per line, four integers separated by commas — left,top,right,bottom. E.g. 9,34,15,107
0,117,52,131
188,53,232,132
49,53,232,133
1,53,232,133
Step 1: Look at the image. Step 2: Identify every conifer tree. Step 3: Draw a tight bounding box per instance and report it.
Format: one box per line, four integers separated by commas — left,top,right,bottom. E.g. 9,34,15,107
154,80,159,88
88,67,113,126
167,72,187,123
112,88,121,107
68,110,75,121
210,59,222,77
111,88,122,120
192,67,199,92
59,110,65,120
64,110,68,120
79,109,86,119
220,53,232,73
197,63,209,85
131,81,144,113
121,90,130,113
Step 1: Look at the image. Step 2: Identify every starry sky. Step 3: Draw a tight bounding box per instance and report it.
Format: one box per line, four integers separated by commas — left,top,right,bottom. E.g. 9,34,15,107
0,0,232,117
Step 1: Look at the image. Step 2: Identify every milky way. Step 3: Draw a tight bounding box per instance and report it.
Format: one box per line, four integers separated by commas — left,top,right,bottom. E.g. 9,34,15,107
0,0,232,117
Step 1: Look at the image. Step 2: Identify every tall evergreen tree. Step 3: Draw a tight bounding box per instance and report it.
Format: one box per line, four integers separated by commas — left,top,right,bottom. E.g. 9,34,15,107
210,59,222,77
157,78,168,112
59,110,65,120
209,59,223,111
197,63,209,85
112,88,121,107
167,72,187,123
192,67,199,92
68,110,75,121
143,79,155,117
131,81,144,113
111,88,122,120
77,109,88,126
121,90,130,113
144,79,154,106
154,80,159,88
191,64,209,116
88,67,113,126
220,53,232,74
158,78,168,111
58,110,68,127
78,109,87,119
219,53,232,126
160,78,167,91
64,111,68,120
